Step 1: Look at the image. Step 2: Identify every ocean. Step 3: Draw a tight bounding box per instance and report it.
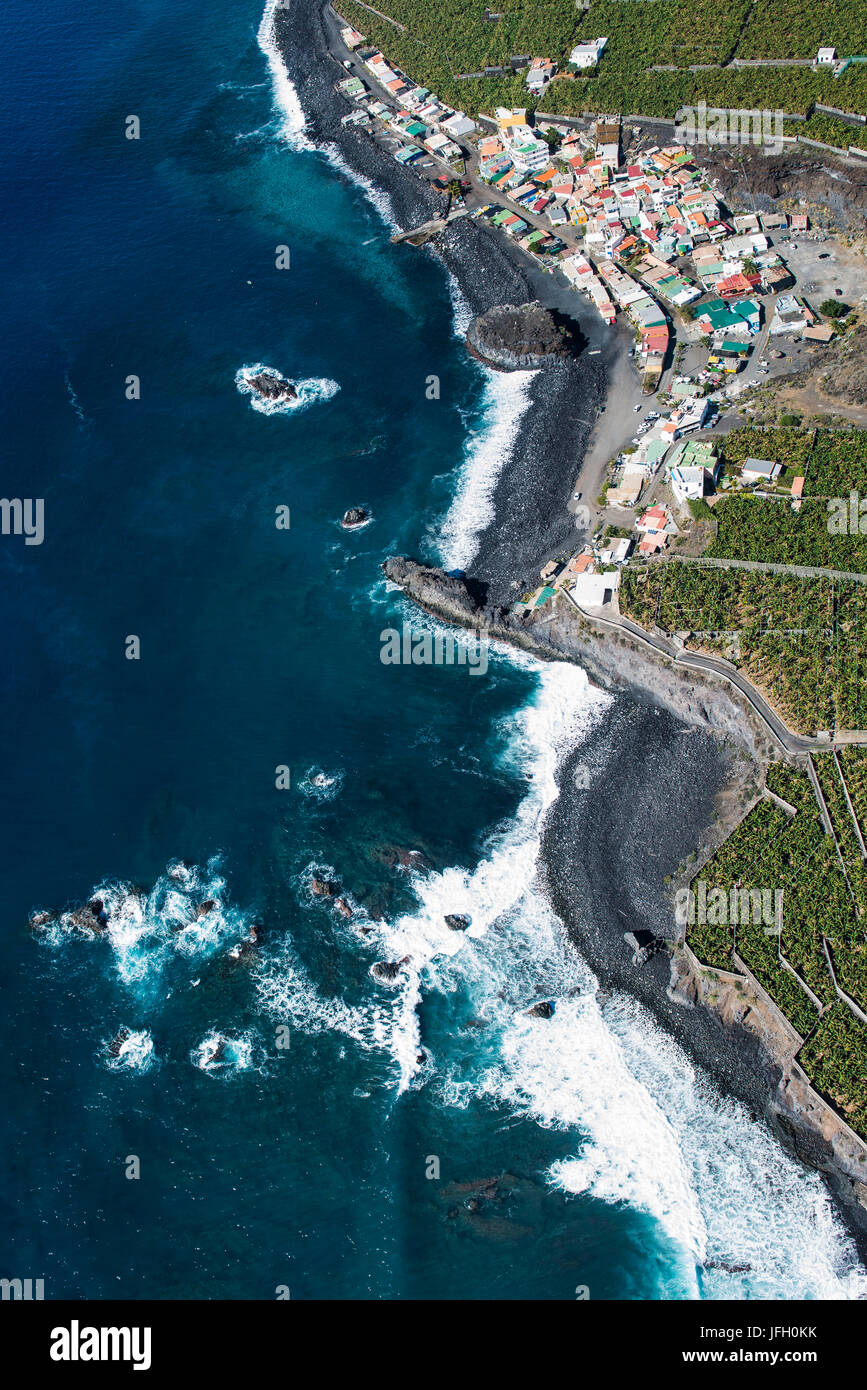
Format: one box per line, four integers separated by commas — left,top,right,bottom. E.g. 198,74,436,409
1,0,864,1300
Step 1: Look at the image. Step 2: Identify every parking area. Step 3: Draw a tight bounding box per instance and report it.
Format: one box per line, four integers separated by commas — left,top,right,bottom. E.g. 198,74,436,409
782,237,867,311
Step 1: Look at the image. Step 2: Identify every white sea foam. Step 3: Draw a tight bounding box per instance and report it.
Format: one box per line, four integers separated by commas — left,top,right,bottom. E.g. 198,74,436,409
191,1030,258,1076
297,767,345,802
445,269,473,340
235,364,340,415
64,372,89,427
257,0,399,233
257,0,316,151
256,640,865,1297
380,660,865,1299
437,367,538,571
104,1028,158,1074
34,857,255,999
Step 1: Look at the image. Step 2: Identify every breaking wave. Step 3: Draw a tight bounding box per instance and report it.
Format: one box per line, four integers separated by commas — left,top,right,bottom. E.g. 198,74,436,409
32,857,254,999
437,367,538,571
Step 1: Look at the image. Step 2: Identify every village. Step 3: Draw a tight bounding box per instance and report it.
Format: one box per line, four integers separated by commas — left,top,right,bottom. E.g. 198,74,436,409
331,14,863,620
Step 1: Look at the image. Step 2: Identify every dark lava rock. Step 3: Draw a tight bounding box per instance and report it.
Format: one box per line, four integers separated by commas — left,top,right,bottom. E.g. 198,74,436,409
29,910,57,932
67,907,106,935
311,878,338,897
108,1028,130,1058
444,913,471,931
247,368,297,403
466,300,580,372
229,925,260,961
334,896,353,919
371,960,402,983
341,507,369,528
374,844,435,873
196,899,217,918
526,1000,555,1019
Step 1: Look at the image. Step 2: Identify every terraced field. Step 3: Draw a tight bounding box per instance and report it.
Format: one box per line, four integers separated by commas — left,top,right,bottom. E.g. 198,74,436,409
344,0,867,118
686,759,867,1137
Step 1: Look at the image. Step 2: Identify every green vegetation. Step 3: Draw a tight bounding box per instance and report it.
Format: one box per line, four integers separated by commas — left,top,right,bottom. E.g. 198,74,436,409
821,298,850,319
701,428,867,571
706,496,867,570
687,496,713,521
347,0,867,118
719,426,813,476
800,1005,867,1136
738,1,867,59
686,760,867,1137
793,112,867,152
619,563,867,734
804,429,867,497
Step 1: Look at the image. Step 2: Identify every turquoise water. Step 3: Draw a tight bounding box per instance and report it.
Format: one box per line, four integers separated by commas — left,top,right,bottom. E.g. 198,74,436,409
1,0,864,1300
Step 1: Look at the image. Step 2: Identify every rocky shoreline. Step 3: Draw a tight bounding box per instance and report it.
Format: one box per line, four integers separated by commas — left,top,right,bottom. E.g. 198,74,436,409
274,1,867,1251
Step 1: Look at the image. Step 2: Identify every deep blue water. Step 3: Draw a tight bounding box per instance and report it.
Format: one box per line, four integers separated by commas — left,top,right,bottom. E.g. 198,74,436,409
1,0,864,1301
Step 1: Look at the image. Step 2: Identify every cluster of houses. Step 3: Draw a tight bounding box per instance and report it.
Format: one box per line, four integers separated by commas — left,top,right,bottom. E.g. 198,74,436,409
518,424,803,617
470,123,786,381
516,494,687,613
334,18,827,390
337,40,476,167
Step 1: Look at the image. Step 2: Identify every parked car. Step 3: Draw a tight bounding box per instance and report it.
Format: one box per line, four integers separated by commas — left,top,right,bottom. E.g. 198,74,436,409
633,403,642,412
573,492,582,501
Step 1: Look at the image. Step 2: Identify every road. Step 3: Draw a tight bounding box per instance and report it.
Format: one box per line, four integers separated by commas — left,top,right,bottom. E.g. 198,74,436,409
677,554,867,586
562,589,867,754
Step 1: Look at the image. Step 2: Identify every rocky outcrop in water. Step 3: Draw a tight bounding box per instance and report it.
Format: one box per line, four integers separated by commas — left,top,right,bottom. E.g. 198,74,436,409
466,301,580,372
526,1001,555,1019
341,507,369,529
247,369,297,404
311,877,338,897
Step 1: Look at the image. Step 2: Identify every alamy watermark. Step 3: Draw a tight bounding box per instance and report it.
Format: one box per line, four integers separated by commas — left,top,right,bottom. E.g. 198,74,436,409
1,1276,44,1300
380,622,489,675
0,498,43,545
828,493,867,534
676,881,783,935
674,102,785,157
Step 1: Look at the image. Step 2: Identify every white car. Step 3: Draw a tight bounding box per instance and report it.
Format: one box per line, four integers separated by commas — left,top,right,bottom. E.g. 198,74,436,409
633,403,642,412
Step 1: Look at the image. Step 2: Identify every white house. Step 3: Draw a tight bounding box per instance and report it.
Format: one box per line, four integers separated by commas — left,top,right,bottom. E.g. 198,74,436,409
670,465,707,504
817,47,837,65
569,570,620,608
741,457,781,483
503,129,550,173
441,112,476,140
570,37,608,69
